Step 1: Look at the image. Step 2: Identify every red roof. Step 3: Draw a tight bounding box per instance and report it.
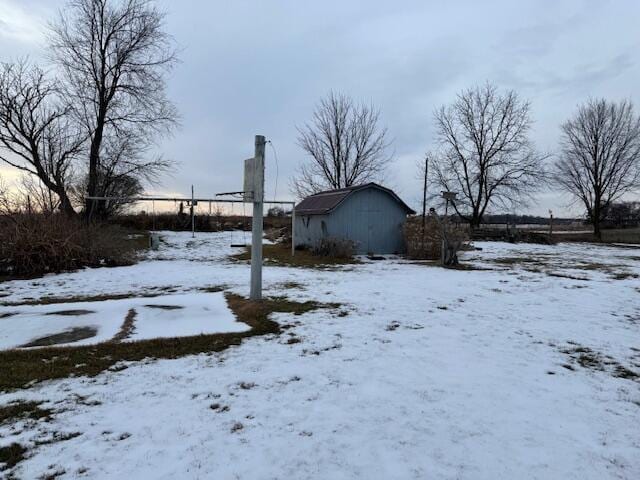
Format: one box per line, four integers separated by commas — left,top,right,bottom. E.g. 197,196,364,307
295,183,416,215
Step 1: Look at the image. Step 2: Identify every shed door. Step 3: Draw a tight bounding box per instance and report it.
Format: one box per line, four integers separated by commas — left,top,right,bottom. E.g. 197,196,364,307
364,190,381,253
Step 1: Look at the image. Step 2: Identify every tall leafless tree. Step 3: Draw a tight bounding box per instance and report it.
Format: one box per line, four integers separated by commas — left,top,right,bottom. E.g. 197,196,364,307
292,92,391,198
0,60,82,215
555,99,640,239
431,83,547,228
49,0,178,218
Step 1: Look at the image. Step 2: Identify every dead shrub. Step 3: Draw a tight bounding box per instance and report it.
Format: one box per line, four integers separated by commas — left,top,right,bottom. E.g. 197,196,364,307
0,213,144,278
312,237,355,259
404,215,469,261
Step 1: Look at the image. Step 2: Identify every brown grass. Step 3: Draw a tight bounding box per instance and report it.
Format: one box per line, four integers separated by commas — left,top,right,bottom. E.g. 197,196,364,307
560,344,639,381
110,309,137,343
0,400,52,425
231,243,359,268
0,443,27,470
0,293,338,392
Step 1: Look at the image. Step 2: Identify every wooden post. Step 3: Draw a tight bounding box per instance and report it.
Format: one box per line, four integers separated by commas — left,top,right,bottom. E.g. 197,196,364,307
250,135,265,301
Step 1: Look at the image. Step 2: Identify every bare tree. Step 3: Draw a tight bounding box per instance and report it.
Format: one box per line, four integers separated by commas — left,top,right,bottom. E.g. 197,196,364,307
555,99,640,239
0,60,82,215
20,175,62,214
49,0,178,218
431,83,547,228
293,92,391,198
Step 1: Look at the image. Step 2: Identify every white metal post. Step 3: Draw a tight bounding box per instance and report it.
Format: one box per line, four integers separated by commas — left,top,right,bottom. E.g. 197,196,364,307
191,185,195,238
250,135,265,301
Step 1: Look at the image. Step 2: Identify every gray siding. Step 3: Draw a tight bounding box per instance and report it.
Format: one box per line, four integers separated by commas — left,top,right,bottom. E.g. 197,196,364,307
295,187,408,254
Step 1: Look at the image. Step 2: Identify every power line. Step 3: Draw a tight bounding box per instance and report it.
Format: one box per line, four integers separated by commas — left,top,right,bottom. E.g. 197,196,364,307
267,140,279,204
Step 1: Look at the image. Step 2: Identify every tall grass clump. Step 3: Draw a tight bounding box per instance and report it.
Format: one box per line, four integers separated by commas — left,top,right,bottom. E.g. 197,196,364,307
0,213,145,278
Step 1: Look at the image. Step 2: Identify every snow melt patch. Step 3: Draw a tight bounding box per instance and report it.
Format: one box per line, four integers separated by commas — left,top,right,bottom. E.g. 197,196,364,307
127,292,248,341
0,292,247,350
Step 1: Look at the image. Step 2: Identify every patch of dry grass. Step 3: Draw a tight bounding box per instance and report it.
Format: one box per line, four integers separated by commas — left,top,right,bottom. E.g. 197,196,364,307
0,400,52,425
231,243,359,269
559,343,639,381
0,442,27,471
110,309,137,343
0,293,339,392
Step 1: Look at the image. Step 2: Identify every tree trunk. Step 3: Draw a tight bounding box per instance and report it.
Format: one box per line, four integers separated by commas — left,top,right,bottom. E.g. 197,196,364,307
85,117,105,220
593,217,602,241
593,199,603,241
58,190,76,216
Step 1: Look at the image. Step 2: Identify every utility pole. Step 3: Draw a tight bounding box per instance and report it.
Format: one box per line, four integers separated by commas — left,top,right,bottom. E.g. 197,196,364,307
250,135,265,301
421,155,429,252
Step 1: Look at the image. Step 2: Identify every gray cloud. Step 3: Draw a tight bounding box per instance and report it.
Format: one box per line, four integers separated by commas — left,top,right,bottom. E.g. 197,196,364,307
1,0,639,216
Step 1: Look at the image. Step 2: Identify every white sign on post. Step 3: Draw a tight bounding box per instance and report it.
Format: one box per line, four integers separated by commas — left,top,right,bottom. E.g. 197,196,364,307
243,156,263,202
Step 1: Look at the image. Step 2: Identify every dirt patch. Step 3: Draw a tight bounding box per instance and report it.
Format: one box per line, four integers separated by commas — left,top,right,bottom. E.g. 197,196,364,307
547,272,590,281
45,309,95,316
20,326,98,348
0,312,18,319
143,304,184,310
0,293,337,392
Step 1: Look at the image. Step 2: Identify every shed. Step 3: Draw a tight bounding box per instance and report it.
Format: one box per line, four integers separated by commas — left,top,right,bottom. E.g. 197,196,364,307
294,183,416,255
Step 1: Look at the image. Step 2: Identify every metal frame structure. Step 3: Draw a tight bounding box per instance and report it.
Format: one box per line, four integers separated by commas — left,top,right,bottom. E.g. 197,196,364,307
84,194,296,255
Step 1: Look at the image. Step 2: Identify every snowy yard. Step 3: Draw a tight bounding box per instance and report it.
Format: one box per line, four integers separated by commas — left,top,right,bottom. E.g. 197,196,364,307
1,232,639,479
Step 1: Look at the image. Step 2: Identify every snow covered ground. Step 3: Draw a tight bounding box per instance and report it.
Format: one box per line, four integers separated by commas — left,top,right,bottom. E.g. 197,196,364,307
1,232,639,479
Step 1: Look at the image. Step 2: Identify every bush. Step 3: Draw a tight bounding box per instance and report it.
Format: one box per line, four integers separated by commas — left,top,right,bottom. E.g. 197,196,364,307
404,215,470,261
0,213,145,278
312,237,356,259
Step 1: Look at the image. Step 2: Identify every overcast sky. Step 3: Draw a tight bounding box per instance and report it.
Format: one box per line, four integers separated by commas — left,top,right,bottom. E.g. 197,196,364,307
1,0,639,216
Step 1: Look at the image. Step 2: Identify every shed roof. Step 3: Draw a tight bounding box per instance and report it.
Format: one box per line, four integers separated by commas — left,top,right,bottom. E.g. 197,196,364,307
295,183,416,215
